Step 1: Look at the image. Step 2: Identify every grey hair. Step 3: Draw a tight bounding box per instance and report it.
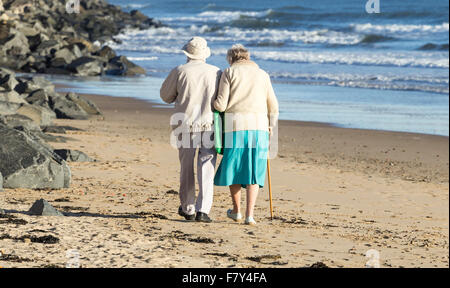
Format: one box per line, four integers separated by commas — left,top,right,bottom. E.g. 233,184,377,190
226,44,250,64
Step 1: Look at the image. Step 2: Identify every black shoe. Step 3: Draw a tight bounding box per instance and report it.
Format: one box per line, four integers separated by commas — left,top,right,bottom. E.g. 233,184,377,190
195,212,212,223
178,206,195,221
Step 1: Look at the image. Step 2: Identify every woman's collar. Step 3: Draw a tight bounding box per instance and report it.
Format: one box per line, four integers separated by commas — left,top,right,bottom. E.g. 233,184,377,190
232,59,258,67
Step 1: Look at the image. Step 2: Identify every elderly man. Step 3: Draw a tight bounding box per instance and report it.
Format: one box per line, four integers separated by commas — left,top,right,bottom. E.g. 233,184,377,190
160,37,221,223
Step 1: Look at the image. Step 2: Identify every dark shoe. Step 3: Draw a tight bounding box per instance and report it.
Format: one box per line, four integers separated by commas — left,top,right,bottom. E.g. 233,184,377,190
195,212,212,223
178,206,195,221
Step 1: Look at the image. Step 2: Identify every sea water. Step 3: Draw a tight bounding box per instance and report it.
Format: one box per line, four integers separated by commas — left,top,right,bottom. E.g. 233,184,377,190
51,0,449,136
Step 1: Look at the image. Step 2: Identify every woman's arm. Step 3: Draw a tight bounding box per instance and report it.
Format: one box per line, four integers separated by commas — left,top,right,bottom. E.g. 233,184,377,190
266,74,279,131
214,69,231,112
160,68,178,104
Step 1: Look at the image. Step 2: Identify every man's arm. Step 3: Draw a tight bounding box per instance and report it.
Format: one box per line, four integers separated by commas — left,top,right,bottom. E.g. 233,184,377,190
214,69,230,112
160,68,178,104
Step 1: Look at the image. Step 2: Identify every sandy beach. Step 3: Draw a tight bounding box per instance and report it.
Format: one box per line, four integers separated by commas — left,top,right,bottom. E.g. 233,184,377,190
0,93,448,268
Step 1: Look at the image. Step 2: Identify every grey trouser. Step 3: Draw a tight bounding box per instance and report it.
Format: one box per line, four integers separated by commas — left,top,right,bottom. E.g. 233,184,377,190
178,131,217,215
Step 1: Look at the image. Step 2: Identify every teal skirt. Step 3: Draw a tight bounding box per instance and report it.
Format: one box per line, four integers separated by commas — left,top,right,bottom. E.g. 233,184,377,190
214,130,269,188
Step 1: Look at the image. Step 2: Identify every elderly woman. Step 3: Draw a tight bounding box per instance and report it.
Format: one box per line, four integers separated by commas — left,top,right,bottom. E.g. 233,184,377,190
214,44,279,225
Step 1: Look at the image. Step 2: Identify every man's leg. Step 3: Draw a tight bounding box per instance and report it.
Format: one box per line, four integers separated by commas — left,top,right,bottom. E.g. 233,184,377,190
178,136,196,216
196,133,217,215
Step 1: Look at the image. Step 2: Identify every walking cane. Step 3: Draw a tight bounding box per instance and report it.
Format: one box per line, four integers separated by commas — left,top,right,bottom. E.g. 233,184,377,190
267,155,274,220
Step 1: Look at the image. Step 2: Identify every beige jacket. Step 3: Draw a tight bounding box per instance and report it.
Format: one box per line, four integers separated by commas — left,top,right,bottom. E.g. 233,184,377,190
160,59,221,132
214,60,279,133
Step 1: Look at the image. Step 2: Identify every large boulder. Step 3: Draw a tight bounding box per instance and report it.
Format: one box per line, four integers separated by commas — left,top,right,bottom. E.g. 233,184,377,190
53,48,77,65
13,126,68,149
0,28,30,57
107,56,146,76
0,90,26,104
0,124,71,189
0,100,20,115
96,45,116,61
0,67,19,91
35,40,61,57
66,92,102,115
49,93,89,120
67,56,104,76
31,76,55,93
15,76,56,94
16,103,56,126
25,89,49,107
0,114,40,131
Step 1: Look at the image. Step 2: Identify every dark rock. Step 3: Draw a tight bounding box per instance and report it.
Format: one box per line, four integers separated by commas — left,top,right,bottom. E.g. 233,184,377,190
13,80,28,94
0,29,30,56
0,114,40,131
0,90,26,104
96,45,116,60
26,33,42,51
130,10,149,22
107,56,146,76
41,125,66,134
13,125,71,146
310,262,329,268
49,93,89,120
16,103,56,126
28,199,64,216
49,57,67,69
53,48,76,64
67,43,83,58
66,92,102,115
0,124,71,189
0,67,19,91
43,67,72,75
41,125,84,133
35,40,61,56
26,89,49,107
67,56,103,76
18,76,56,94
0,100,21,115
54,149,95,162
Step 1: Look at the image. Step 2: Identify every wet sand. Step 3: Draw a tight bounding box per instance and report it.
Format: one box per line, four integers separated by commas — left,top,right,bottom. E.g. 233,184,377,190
1,94,448,268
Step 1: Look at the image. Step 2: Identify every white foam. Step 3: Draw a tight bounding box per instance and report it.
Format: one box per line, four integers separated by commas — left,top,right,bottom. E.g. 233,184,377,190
160,10,273,23
253,50,449,68
270,72,449,94
211,27,362,45
122,3,149,9
110,25,362,47
127,56,158,61
352,22,449,34
270,72,450,84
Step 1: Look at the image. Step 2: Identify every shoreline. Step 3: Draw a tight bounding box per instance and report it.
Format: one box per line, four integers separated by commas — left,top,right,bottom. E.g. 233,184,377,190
53,81,449,138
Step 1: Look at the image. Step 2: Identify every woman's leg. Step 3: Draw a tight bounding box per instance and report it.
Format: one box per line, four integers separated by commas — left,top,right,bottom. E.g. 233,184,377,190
229,184,242,213
246,184,259,218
